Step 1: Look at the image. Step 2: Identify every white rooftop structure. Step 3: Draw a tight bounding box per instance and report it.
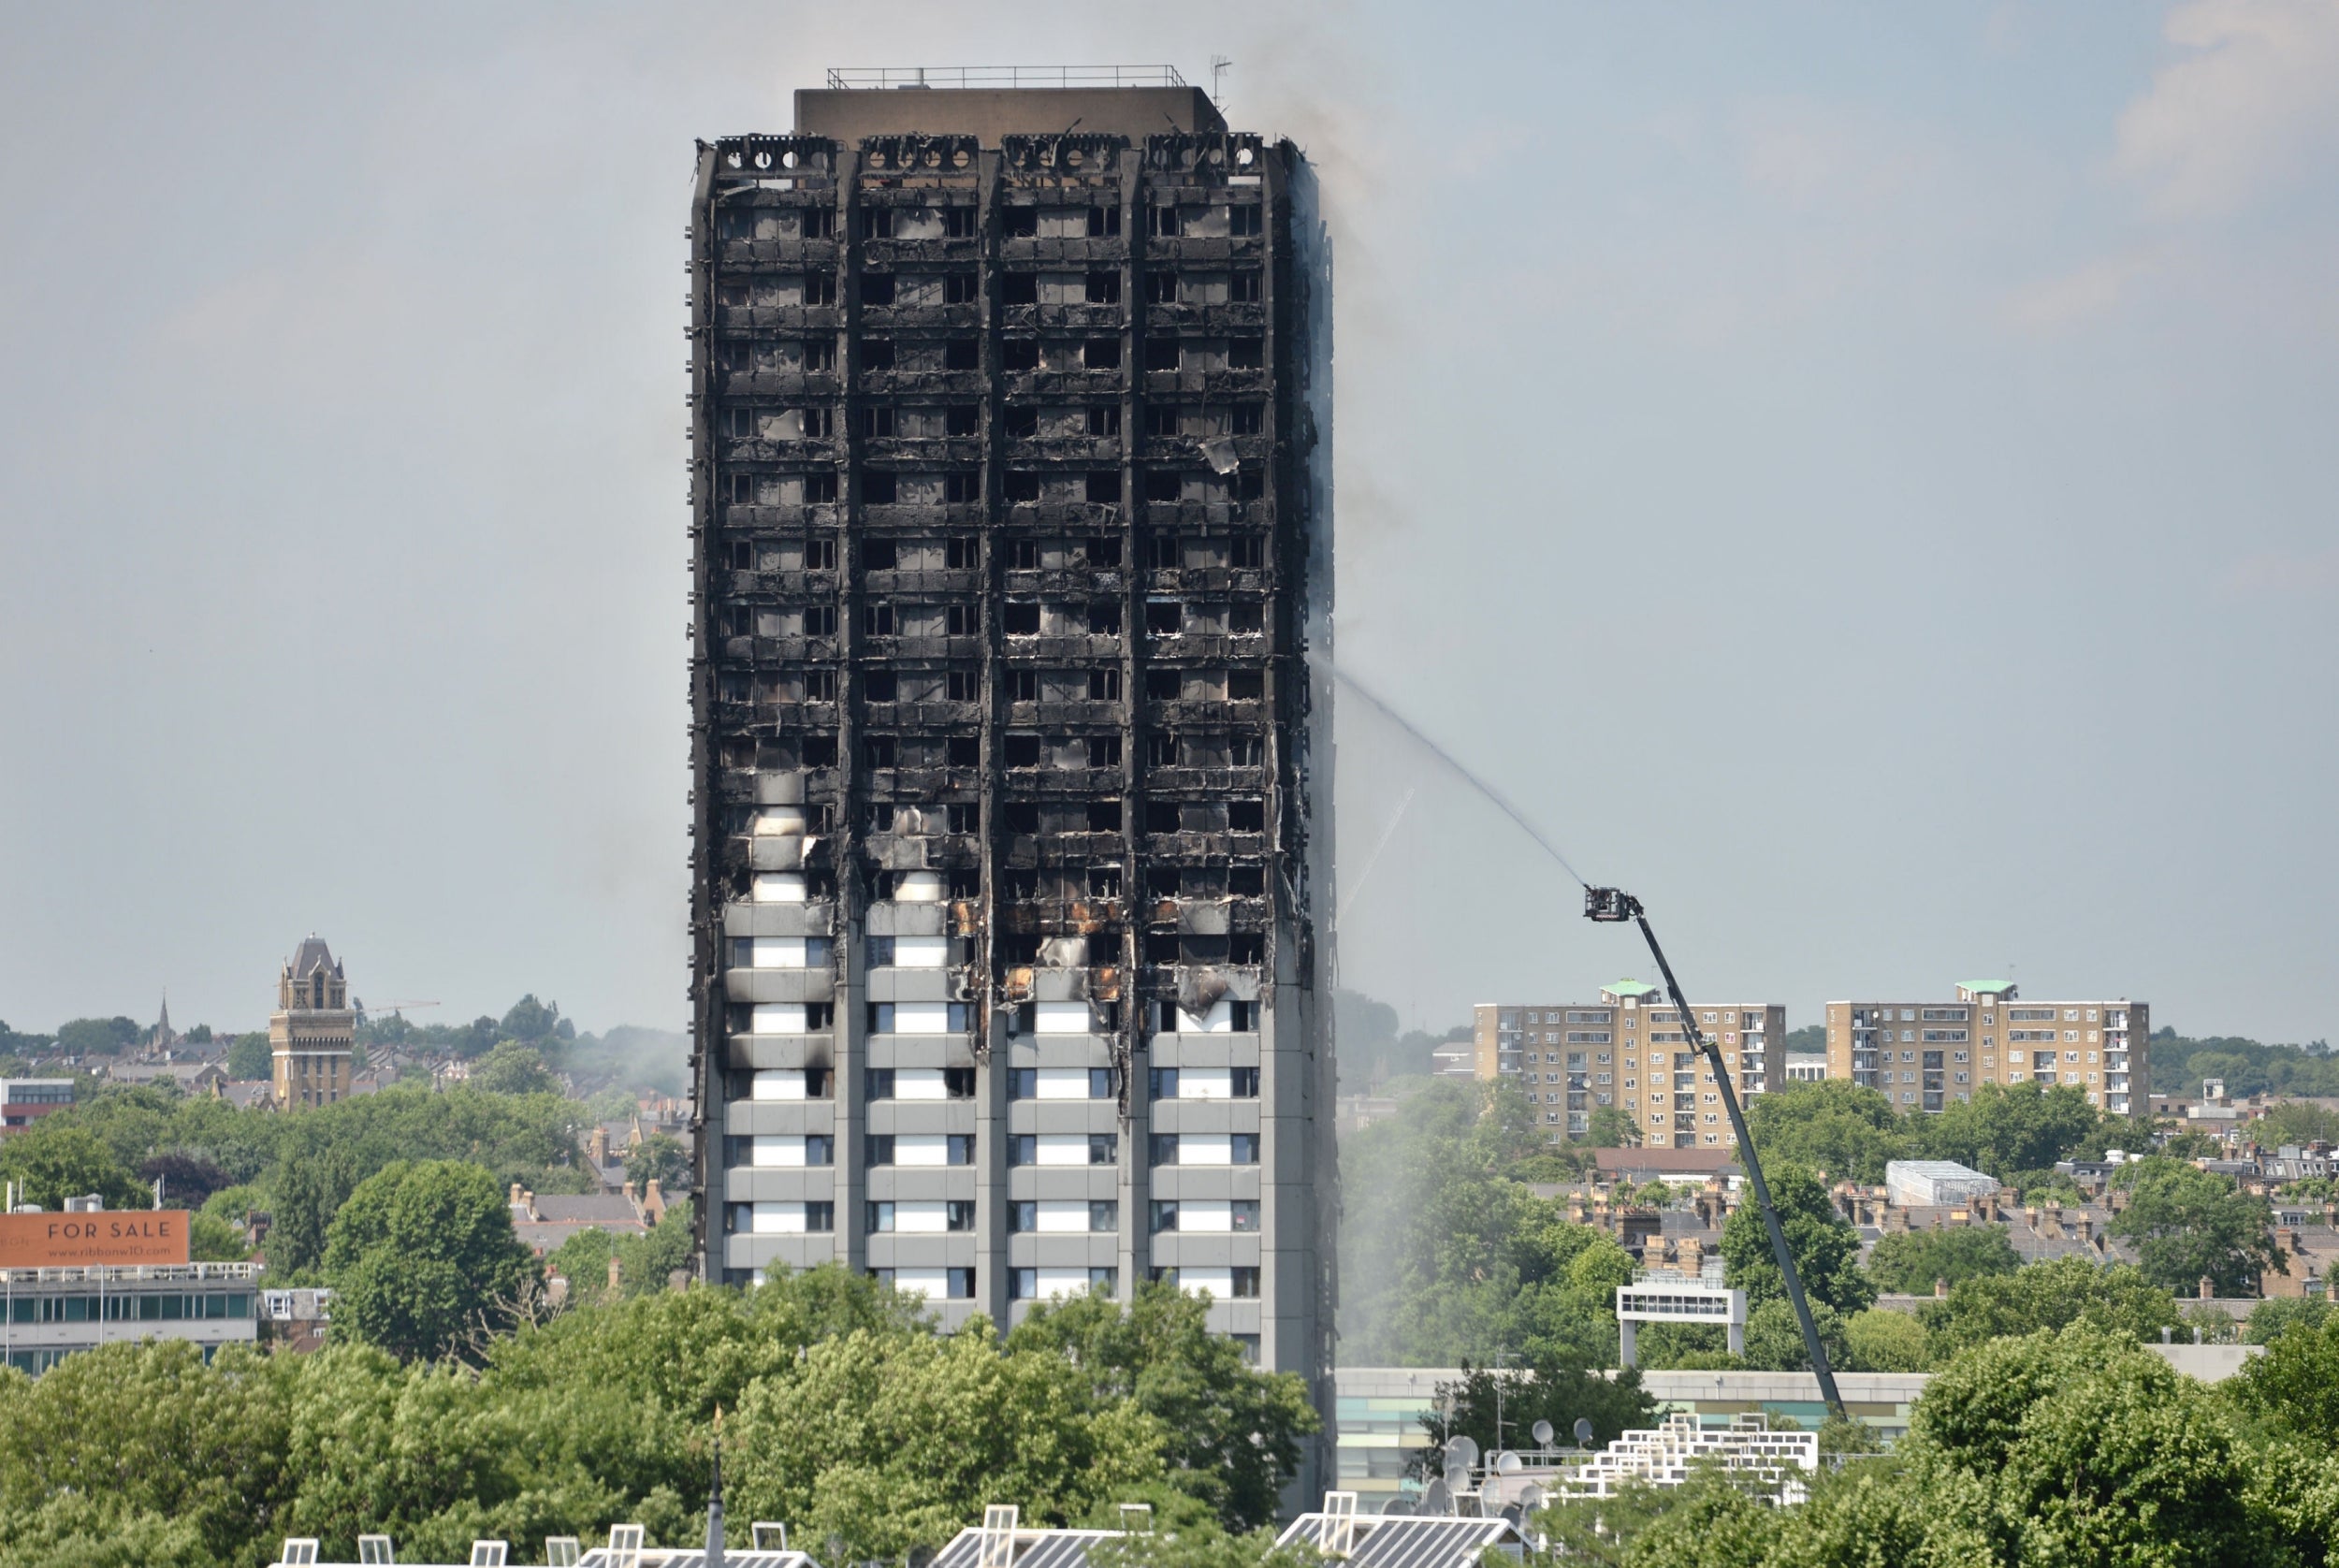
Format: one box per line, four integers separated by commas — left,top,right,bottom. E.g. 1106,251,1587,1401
1614,1261,1745,1368
1884,1159,1998,1209
1558,1414,1818,1505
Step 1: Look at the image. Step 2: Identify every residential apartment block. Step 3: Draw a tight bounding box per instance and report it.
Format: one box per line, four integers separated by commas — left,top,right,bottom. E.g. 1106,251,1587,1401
1472,986,1784,1148
1825,982,2146,1116
684,73,1334,1487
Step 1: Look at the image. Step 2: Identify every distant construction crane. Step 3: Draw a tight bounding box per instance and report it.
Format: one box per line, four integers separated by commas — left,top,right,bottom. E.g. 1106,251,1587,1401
353,998,440,1024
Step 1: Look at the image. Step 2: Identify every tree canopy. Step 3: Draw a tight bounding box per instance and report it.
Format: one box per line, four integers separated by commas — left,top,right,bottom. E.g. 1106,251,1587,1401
2107,1156,2284,1296
1864,1225,2022,1295
323,1159,542,1361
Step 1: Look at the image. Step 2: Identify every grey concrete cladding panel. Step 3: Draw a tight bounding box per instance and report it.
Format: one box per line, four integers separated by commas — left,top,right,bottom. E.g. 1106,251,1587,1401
1149,1035,1257,1067
724,902,835,938
1023,1236,1120,1266
1151,1102,1253,1133
725,1169,837,1201
725,968,835,1004
1005,1038,1117,1067
867,967,958,1002
866,903,948,936
867,1169,979,1201
727,1034,835,1070
723,1100,836,1135
868,1102,979,1134
1019,1169,1120,1200
865,1036,979,1068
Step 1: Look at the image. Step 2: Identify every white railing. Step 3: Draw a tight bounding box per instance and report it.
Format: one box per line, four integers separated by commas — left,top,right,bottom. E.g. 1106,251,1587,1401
824,65,1187,90
0,1260,261,1285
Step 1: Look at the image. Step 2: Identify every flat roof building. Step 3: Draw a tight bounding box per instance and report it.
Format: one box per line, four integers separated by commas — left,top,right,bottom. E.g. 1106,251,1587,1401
1825,983,2146,1116
1473,988,1784,1147
0,1203,254,1375
0,1078,74,1136
685,68,1335,1496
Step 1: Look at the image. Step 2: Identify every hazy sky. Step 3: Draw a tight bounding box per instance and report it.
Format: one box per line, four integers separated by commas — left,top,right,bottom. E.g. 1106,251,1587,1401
3,2,2334,1047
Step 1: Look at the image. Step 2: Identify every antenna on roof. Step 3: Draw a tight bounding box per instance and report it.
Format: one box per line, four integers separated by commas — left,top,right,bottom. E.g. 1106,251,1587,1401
1210,55,1232,105
706,1405,727,1568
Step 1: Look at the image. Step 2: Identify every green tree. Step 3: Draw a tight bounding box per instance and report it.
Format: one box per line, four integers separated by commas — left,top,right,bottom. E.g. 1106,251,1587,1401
266,1145,361,1278
471,1040,560,1097
323,1160,540,1362
1911,1079,2136,1179
2253,1099,2339,1149
1007,1280,1318,1531
2108,1156,2284,1296
1842,1308,1930,1372
189,1212,250,1261
53,1015,141,1056
1738,1297,1851,1372
0,1119,146,1210
1415,1357,1656,1472
499,995,562,1044
1584,1104,1639,1148
226,1031,272,1080
1720,1162,1873,1315
625,1130,690,1192
1920,1255,2183,1360
1863,1225,2021,1295
1741,1080,1911,1184
2245,1296,2337,1345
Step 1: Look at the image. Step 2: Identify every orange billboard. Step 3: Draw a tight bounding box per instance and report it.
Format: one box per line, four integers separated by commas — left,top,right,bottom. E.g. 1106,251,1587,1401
0,1210,191,1268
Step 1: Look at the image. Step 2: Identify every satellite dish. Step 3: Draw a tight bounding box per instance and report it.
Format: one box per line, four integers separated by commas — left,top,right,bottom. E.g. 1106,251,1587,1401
1381,1498,1416,1517
1499,1503,1523,1527
1496,1451,1523,1474
1532,1419,1555,1447
1516,1484,1546,1514
1444,1459,1472,1493
1574,1418,1595,1445
1422,1478,1452,1517
1448,1434,1480,1469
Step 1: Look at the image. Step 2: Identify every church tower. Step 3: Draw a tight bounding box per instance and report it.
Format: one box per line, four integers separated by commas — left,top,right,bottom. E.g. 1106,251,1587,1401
271,936,355,1108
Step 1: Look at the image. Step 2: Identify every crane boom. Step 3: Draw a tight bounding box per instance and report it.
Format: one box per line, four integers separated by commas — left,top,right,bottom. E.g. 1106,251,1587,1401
1584,887,1847,1419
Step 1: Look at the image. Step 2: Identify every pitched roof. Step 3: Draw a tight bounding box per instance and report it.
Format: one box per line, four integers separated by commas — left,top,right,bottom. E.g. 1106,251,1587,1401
288,936,339,977
530,1193,645,1225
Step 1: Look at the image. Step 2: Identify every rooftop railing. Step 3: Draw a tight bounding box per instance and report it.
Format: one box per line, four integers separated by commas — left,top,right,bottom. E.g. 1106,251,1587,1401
0,1260,262,1285
824,65,1188,90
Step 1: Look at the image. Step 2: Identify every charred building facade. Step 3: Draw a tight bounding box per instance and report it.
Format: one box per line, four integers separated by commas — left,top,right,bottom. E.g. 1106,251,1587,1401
684,73,1333,1465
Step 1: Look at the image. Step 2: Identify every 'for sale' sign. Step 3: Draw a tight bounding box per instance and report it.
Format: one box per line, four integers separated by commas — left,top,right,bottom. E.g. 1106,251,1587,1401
0,1210,190,1268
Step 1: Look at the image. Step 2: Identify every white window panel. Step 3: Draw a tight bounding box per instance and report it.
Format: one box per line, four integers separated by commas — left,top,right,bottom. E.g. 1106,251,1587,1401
1178,999,1233,1034
892,1268,949,1299
750,1003,807,1034
750,1070,807,1102
743,937,808,968
751,873,807,903
750,1203,806,1234
892,1003,952,1035
1036,1002,1091,1035
1036,1134,1092,1167
1035,1199,1092,1233
1179,1067,1234,1100
1037,1067,1095,1099
754,807,807,835
893,936,949,968
1035,1268,1095,1299
894,1200,950,1234
1179,1135,1234,1166
1178,1200,1235,1233
894,1134,950,1167
894,1068,949,1100
1179,1267,1234,1299
751,1135,803,1167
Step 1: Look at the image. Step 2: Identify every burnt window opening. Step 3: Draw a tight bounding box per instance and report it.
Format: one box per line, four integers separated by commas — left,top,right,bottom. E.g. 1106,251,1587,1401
945,536,977,569
863,471,898,504
943,274,978,305
1231,735,1263,765
1009,670,1039,702
1229,936,1264,965
728,406,754,438
1004,802,1040,835
1085,271,1122,304
1085,534,1122,566
1088,798,1123,831
1146,734,1178,767
1145,602,1182,634
805,339,837,370
803,605,838,635
1088,669,1122,701
1000,933,1040,964
1003,603,1041,636
1228,799,1265,832
862,208,895,240
1082,339,1122,370
1144,273,1177,305
862,604,894,635
1087,405,1121,437
864,672,897,703
948,735,979,766
1143,801,1179,834
1230,269,1262,303
944,472,980,504
948,868,979,898
1145,337,1181,372
803,207,835,239
864,736,897,767
1088,205,1122,237
946,670,979,701
1144,532,1180,569
869,803,895,831
1003,341,1040,371
948,803,978,833
1231,404,1264,436
1005,407,1039,440
727,541,753,570
1009,539,1041,569
1085,472,1120,505
1087,736,1123,768
1228,338,1264,370
1230,535,1264,569
806,536,838,569
946,604,975,635
1228,670,1264,700
1228,602,1263,633
938,207,975,239
1088,602,1123,633
1004,471,1041,503
1003,206,1039,238
1001,273,1039,306
1142,405,1179,439
945,405,978,437
1005,734,1041,769
1144,669,1180,700
864,539,898,570
1143,471,1182,503
805,275,837,305
1230,865,1265,895
729,472,754,504
1090,867,1123,897
804,736,838,766
861,273,896,306
861,340,895,371
806,669,837,702
862,407,896,438
1229,205,1264,239
1235,469,1265,502
805,474,838,505
946,338,980,370
1147,206,1180,238
719,604,749,638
